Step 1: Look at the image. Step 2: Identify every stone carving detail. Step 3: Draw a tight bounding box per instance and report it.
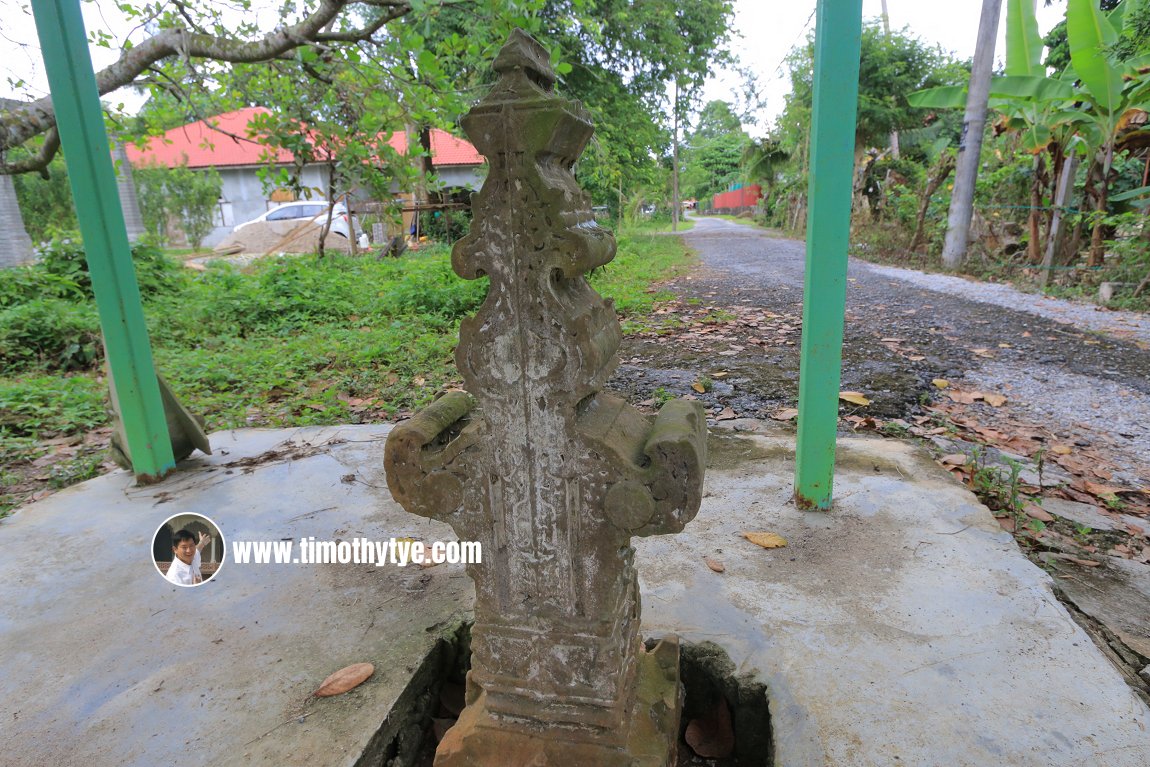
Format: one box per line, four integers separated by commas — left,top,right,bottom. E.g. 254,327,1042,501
384,29,706,765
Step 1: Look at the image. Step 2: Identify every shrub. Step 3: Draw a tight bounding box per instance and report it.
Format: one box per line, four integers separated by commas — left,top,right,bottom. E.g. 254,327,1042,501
0,375,106,438
0,300,103,373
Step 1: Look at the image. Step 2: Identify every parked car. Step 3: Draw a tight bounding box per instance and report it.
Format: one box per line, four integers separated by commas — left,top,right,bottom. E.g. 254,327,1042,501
233,200,359,239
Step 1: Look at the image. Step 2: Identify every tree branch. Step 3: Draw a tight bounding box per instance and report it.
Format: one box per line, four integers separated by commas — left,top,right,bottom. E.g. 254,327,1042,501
0,0,411,174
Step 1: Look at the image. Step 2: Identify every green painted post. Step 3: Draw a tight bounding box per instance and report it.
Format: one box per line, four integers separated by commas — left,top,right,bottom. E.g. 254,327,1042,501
32,0,175,481
794,0,863,510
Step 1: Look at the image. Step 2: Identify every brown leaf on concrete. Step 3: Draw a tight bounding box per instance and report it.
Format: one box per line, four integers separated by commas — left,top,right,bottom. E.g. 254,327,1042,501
315,662,374,697
704,557,726,573
685,697,735,759
983,393,1007,407
939,454,968,466
1083,482,1125,500
947,390,979,404
839,391,871,406
771,408,799,421
716,407,737,420
743,531,787,549
997,516,1016,533
1023,503,1054,523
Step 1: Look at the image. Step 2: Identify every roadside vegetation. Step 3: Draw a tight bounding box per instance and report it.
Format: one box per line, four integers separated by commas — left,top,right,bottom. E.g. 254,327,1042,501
692,0,1150,311
0,229,695,516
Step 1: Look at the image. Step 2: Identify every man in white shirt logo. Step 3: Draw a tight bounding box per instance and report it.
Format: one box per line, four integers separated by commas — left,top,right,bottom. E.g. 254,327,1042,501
165,528,211,586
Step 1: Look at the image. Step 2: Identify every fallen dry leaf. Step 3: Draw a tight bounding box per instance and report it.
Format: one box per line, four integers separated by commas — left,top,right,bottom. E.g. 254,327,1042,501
691,382,707,393
1023,503,1054,523
839,391,871,406
939,453,968,466
971,348,995,358
315,662,374,697
743,531,787,549
685,698,735,759
1051,445,1072,455
715,407,737,421
771,408,799,421
1084,482,1125,500
932,379,949,389
996,516,1016,533
983,393,1007,407
704,557,726,573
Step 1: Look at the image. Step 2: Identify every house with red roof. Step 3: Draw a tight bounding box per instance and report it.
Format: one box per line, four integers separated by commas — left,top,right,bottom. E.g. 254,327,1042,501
125,107,485,246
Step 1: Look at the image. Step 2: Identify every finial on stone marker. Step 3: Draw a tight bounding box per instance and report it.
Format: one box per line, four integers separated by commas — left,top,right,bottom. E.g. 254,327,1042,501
384,28,706,767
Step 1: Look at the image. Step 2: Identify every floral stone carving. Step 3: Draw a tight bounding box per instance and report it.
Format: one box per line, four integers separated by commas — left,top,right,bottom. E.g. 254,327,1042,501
384,29,706,766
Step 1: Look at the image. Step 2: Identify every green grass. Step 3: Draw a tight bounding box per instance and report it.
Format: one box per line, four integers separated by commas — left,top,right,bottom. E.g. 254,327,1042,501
0,229,696,473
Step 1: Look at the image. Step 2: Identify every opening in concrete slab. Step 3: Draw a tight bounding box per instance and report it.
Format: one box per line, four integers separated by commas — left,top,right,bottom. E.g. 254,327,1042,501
363,624,771,766
674,639,773,766
353,621,470,767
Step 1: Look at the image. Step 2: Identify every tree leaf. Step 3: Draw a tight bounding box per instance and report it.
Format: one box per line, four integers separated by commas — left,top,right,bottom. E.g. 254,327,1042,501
771,407,799,421
704,556,726,573
315,662,374,697
983,393,1007,407
932,378,950,389
839,391,871,406
743,531,787,549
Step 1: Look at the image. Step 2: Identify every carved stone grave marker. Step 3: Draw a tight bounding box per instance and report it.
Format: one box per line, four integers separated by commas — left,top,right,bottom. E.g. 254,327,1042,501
384,29,707,766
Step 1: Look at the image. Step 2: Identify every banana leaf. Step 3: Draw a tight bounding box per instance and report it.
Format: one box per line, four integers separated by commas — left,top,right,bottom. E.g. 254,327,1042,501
907,85,968,109
1068,0,1124,113
990,75,1077,101
1110,184,1150,203
1007,0,1044,77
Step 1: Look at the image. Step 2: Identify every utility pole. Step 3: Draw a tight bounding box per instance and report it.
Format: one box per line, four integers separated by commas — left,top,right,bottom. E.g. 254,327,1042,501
941,0,1002,269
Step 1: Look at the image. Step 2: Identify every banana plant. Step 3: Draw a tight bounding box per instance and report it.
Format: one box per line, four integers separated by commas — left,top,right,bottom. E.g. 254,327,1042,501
910,0,1150,267
1065,0,1150,265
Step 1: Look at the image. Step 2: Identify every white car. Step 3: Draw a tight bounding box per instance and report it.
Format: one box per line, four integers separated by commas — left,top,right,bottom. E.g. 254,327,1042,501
234,200,358,239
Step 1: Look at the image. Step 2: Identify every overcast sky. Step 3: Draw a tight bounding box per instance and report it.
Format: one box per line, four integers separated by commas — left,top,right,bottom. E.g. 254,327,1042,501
2,0,1068,130
704,0,1068,135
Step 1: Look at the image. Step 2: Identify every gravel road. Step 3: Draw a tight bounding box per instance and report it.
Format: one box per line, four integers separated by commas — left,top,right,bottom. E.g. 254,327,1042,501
607,216,1150,483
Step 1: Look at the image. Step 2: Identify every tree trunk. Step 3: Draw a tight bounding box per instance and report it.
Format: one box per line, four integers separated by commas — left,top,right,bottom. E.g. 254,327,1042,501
0,173,34,266
1088,142,1115,268
1040,154,1078,289
941,0,1002,268
909,154,955,252
1027,153,1046,264
112,141,146,243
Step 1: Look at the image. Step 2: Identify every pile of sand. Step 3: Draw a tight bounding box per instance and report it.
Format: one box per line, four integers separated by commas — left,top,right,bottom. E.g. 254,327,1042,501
215,220,353,256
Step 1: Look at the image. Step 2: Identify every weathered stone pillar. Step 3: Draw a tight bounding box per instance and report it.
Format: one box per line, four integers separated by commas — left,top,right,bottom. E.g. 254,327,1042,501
384,30,706,766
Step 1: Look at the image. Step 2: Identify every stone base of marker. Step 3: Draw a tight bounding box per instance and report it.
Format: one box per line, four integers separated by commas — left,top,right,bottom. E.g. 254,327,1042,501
435,637,684,767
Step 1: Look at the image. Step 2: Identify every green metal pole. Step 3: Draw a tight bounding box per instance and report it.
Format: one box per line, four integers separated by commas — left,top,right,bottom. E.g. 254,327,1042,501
32,0,175,481
794,0,863,510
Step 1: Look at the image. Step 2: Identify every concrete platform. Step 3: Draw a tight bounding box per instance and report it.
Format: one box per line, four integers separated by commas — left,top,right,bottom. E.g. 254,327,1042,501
1,424,1147,766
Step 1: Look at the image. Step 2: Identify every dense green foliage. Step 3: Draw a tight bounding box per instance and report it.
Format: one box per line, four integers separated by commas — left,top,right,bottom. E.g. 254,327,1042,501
132,163,222,248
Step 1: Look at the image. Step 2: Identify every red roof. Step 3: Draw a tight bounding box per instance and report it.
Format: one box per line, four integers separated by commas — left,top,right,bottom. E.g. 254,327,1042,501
125,107,483,169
